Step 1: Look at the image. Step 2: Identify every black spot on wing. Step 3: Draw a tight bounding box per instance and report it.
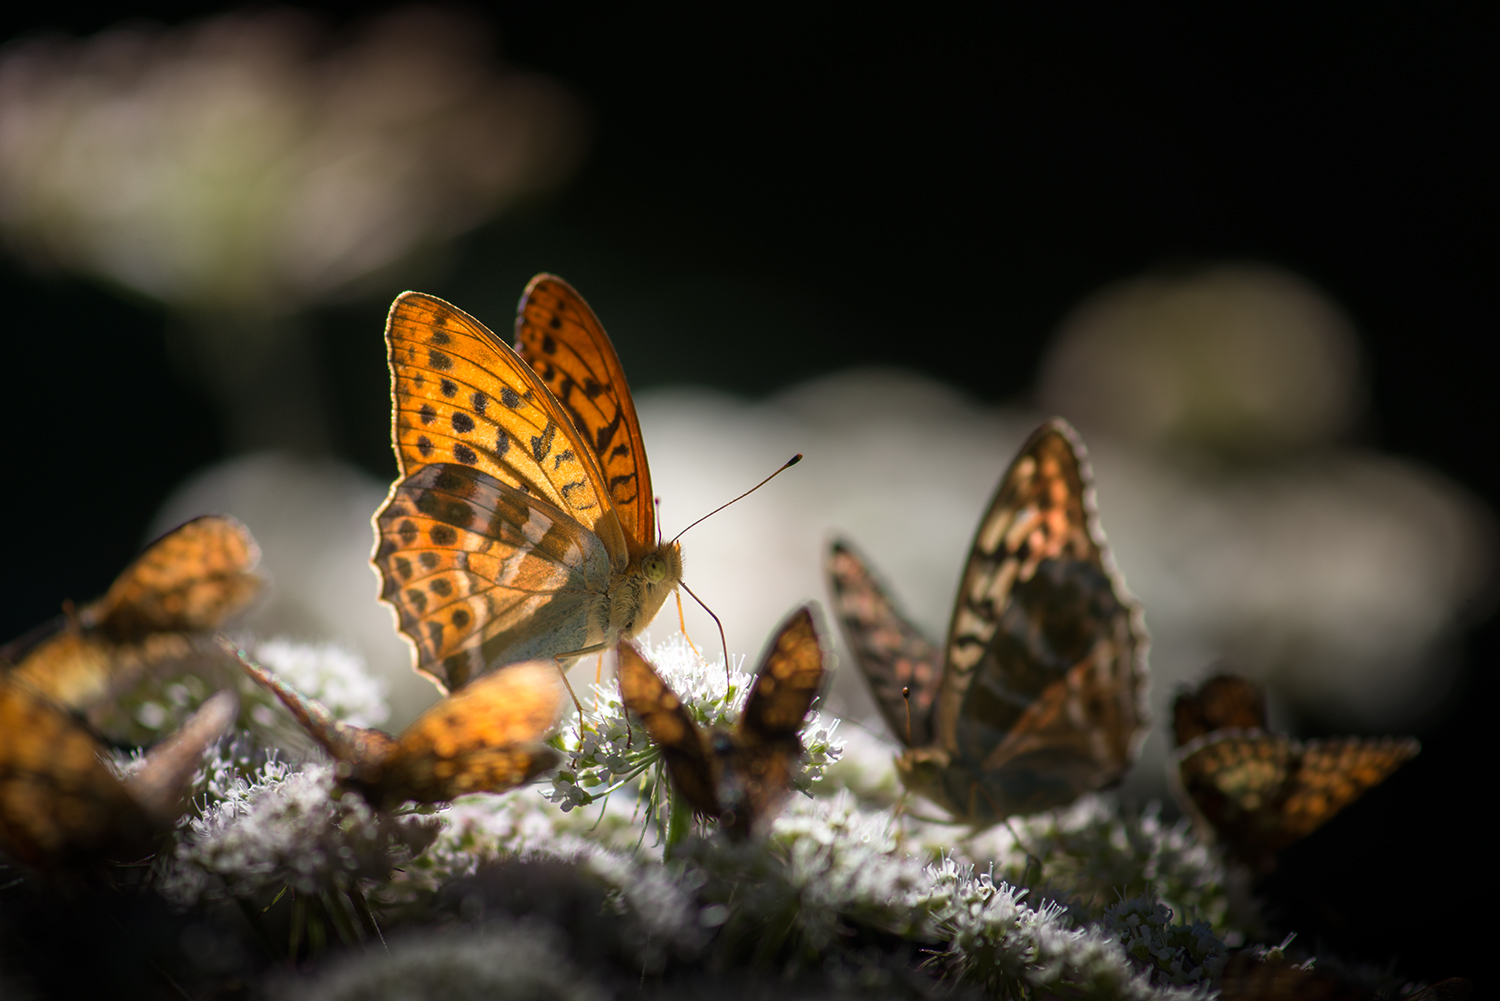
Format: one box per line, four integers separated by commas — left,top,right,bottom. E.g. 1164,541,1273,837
406,588,428,614
419,404,436,425
471,391,488,416
440,379,458,398
426,621,445,649
452,412,475,434
398,520,418,546
430,330,451,345
394,556,413,580
496,430,510,456
416,436,434,458
430,578,453,598
451,608,471,629
530,422,557,463
454,443,477,465
430,525,457,546
501,387,521,409
553,449,575,470
420,552,439,570
429,349,454,371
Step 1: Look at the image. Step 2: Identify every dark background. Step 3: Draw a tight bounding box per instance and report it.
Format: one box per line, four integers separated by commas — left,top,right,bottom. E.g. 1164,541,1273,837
3,2,1495,988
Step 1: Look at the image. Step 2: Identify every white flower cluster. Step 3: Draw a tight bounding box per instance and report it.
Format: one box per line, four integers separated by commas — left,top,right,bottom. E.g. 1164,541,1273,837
252,638,389,729
545,635,844,829
1102,895,1227,989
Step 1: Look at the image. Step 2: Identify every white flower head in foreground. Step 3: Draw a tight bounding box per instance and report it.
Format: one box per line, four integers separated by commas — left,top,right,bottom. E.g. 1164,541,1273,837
253,637,389,729
544,634,844,833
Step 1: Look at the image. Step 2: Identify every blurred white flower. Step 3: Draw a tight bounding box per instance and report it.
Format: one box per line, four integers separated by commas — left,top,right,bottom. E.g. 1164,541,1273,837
254,637,388,729
0,6,583,313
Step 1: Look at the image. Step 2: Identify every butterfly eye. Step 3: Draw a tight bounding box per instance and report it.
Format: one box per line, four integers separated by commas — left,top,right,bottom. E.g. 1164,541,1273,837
641,553,668,583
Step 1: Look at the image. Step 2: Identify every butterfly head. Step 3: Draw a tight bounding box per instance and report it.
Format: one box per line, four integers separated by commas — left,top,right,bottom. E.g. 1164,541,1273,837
615,540,684,638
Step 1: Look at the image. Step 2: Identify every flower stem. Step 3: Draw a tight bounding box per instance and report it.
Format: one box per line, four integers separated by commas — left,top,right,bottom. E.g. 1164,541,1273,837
664,786,693,857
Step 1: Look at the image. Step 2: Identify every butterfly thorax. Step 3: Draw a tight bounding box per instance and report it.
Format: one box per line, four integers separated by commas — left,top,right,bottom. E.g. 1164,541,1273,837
607,540,683,640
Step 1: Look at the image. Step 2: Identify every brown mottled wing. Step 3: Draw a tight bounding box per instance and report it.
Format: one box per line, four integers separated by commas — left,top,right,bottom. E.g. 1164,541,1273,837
934,419,1148,821
1279,736,1419,843
1172,673,1267,747
382,292,628,567
228,643,398,784
123,690,238,824
825,539,940,747
1220,953,1377,1001
373,463,613,692
617,640,718,817
514,275,655,548
86,516,261,639
0,678,151,869
1172,730,1292,865
380,660,565,806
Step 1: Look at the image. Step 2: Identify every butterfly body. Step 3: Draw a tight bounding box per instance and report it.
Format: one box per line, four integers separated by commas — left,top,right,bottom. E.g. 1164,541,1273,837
373,277,682,693
617,606,826,839
828,419,1149,825
1169,674,1418,870
233,646,566,810
1,516,260,713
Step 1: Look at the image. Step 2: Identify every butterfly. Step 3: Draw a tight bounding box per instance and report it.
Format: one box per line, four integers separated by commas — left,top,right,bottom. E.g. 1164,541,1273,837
228,643,566,809
372,275,683,694
1219,952,1471,1001
1,516,261,714
617,605,827,839
1169,673,1419,871
0,682,237,870
826,418,1149,825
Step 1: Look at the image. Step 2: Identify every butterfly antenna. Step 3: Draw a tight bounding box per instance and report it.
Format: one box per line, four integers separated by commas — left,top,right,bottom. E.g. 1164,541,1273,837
902,686,914,745
668,453,802,545
679,580,730,681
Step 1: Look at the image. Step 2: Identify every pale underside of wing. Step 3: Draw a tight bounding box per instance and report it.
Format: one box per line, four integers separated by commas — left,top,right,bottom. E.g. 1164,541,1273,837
89,515,262,639
385,291,628,567
825,539,940,748
374,463,613,692
937,419,1125,751
380,660,566,804
617,641,719,817
514,274,655,549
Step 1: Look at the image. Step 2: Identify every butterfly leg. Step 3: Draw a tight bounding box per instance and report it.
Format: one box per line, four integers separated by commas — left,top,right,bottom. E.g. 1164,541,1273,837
674,589,702,658
549,655,588,719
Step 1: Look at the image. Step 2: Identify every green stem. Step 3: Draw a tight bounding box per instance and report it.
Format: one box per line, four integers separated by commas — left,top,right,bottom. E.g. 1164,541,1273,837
664,786,694,857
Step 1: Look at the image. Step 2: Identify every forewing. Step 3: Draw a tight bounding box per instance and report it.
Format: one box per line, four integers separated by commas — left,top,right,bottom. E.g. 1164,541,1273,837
515,274,654,547
825,539,940,747
1172,673,1267,747
0,678,151,869
123,690,238,825
385,292,627,565
382,660,566,804
617,641,718,816
1279,736,1419,842
1171,729,1293,863
374,463,612,691
89,515,261,639
741,605,826,742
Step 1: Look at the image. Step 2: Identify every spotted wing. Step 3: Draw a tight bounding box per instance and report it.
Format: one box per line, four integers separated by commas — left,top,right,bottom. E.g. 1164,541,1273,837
1172,730,1292,863
379,660,566,806
1278,736,1419,843
825,539,940,748
86,516,261,639
617,640,718,817
1172,673,1267,747
374,463,613,692
0,677,151,869
934,420,1148,820
514,275,655,548
384,291,628,567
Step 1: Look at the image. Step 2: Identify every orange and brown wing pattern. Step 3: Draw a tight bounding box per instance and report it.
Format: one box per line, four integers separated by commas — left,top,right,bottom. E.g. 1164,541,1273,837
1279,736,1419,842
373,462,613,691
86,516,261,639
1172,673,1267,747
921,419,1147,823
617,640,718,818
514,275,655,547
380,660,565,806
382,292,627,566
825,539,941,748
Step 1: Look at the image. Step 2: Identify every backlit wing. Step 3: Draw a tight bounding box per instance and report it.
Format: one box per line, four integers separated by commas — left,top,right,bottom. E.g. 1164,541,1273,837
1171,673,1267,747
825,539,940,747
514,274,655,547
617,640,718,817
740,605,825,743
374,463,613,691
384,291,628,567
1279,736,1419,842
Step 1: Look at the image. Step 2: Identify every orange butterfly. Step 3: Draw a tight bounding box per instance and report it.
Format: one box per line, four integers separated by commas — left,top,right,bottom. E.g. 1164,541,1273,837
0,683,236,870
372,275,683,693
229,644,566,809
826,419,1150,824
1,516,261,713
617,606,827,839
1169,673,1419,871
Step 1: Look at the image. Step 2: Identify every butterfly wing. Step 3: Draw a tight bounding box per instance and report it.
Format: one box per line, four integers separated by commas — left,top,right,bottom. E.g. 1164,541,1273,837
1278,736,1419,843
825,539,940,748
1172,673,1267,747
1172,729,1294,865
616,640,718,817
514,274,655,548
382,291,629,566
121,690,238,824
378,660,566,806
0,677,151,869
86,516,261,639
374,463,614,691
933,420,1148,821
